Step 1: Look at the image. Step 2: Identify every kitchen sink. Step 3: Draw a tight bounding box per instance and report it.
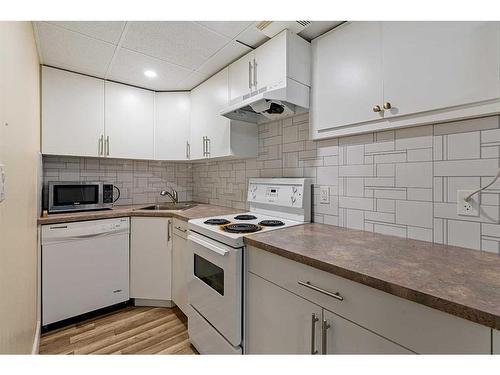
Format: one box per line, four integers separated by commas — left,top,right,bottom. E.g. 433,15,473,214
139,203,197,211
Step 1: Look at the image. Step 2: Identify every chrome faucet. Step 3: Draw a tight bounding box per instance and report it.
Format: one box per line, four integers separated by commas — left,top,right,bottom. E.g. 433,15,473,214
160,188,178,203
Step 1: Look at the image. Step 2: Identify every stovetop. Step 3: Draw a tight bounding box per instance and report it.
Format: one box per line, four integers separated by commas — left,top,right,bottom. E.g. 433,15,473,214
188,211,305,248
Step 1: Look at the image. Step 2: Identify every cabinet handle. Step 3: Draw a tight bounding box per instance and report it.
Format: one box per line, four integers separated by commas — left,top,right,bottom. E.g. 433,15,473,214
298,280,344,301
98,135,104,156
106,136,110,156
175,226,187,233
321,319,331,355
310,313,319,354
248,61,253,89
253,58,257,88
383,102,392,110
167,220,172,242
206,138,210,157
202,136,206,156
186,141,190,159
372,105,382,113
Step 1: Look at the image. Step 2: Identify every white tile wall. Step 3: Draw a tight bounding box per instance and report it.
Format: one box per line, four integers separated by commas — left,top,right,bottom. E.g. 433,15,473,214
42,156,193,206
191,113,500,254
43,113,500,254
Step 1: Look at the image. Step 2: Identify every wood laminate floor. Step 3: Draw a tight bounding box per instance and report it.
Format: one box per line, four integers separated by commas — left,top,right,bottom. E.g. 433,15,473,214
39,306,198,354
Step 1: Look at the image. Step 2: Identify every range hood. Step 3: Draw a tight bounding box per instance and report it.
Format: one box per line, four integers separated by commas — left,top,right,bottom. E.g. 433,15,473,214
220,78,310,123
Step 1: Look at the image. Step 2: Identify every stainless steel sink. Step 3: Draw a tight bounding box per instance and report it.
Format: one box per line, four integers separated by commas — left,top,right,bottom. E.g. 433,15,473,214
139,203,197,211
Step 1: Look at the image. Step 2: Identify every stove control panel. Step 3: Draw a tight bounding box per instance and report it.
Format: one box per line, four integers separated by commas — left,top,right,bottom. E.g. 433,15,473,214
248,181,304,208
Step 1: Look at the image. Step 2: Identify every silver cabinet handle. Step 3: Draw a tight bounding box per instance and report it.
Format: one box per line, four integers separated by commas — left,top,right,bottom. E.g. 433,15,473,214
175,225,187,233
206,137,210,157
248,60,252,89
202,136,206,156
186,141,190,159
98,135,104,156
298,281,344,301
106,136,110,156
321,319,331,355
311,313,319,354
253,58,257,88
167,220,172,242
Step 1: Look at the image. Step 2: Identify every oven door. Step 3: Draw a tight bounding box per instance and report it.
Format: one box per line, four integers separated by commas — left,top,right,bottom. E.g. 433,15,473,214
188,231,242,346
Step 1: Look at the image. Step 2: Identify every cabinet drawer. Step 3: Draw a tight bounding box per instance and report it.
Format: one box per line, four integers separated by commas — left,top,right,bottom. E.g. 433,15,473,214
173,218,188,239
247,246,491,354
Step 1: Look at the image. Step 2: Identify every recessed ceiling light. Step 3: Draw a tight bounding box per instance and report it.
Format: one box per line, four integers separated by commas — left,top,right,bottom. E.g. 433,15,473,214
144,70,157,78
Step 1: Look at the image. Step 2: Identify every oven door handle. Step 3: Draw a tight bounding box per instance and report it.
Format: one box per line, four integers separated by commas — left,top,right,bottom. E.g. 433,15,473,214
188,234,230,256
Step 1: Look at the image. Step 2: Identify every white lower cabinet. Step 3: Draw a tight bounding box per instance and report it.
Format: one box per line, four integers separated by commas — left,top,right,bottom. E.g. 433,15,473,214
246,272,410,354
246,246,492,354
321,309,411,354
130,217,172,303
246,272,322,354
494,330,500,354
172,219,190,315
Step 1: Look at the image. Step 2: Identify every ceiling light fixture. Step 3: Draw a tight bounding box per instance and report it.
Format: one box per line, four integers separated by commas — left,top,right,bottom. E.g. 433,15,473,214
144,70,157,78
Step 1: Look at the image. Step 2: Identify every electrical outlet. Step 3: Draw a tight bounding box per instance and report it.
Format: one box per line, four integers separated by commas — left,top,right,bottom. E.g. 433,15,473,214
457,190,479,217
319,186,329,204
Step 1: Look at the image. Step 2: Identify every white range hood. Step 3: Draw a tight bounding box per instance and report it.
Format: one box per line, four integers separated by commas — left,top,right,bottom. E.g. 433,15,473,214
220,77,310,123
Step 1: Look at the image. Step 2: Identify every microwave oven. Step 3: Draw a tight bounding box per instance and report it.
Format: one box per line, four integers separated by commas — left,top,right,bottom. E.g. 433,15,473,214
48,181,115,213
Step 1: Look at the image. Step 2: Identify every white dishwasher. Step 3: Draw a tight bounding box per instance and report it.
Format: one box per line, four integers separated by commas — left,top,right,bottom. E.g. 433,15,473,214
41,217,130,326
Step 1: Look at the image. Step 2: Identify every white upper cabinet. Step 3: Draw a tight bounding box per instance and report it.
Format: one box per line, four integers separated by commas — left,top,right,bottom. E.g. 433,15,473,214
155,92,191,160
191,67,258,160
104,82,155,160
228,30,311,105
42,66,105,157
311,22,384,132
311,21,500,139
382,22,500,118
229,52,256,105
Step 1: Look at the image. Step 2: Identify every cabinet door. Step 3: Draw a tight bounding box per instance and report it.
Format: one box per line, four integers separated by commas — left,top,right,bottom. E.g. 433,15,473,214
254,30,287,92
382,22,500,118
246,272,322,354
172,230,189,314
130,217,172,301
105,82,154,160
42,66,105,157
311,22,384,131
229,51,255,103
155,92,190,160
322,309,411,354
190,68,231,159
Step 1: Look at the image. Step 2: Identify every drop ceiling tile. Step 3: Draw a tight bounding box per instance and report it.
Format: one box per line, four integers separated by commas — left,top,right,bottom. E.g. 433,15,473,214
197,21,254,39
172,71,210,91
107,48,193,91
235,25,269,48
47,21,126,44
122,21,231,70
197,40,252,76
298,21,344,41
36,22,116,77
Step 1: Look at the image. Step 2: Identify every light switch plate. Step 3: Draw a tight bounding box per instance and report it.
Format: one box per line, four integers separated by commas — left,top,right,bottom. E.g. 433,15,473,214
319,186,329,204
0,164,5,203
457,190,479,217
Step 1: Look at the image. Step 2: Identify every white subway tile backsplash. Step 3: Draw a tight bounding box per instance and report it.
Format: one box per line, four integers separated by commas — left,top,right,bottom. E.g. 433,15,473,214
447,220,481,250
434,159,499,177
447,132,481,160
395,162,432,188
396,200,433,228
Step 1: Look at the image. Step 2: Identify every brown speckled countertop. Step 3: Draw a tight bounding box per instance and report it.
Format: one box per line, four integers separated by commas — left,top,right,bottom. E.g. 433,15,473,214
245,223,500,330
37,203,244,225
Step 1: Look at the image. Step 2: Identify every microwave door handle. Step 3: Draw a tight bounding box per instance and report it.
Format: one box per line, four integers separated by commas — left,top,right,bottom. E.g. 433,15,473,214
188,234,229,256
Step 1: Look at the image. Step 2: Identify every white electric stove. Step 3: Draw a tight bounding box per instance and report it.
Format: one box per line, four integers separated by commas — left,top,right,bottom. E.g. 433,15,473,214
187,178,312,355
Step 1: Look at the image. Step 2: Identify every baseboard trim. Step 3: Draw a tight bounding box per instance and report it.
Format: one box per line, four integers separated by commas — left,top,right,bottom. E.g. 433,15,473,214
133,298,174,308
31,321,41,354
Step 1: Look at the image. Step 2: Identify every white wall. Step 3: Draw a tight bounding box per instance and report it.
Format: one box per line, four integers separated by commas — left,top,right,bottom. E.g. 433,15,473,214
0,22,40,353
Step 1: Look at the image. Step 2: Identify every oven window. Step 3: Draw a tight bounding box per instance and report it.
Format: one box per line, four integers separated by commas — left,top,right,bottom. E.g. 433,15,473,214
53,185,99,206
194,254,224,296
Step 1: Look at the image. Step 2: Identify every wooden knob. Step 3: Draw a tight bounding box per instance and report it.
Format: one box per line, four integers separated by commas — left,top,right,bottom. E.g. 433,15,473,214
372,105,382,113
383,102,392,110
